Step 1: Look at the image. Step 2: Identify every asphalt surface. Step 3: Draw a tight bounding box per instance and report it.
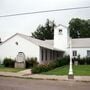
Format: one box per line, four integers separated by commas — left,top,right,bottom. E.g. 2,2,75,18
0,77,90,90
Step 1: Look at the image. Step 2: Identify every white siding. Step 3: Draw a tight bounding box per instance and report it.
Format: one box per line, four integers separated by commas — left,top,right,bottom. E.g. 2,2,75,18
54,25,69,51
0,35,40,63
67,48,90,58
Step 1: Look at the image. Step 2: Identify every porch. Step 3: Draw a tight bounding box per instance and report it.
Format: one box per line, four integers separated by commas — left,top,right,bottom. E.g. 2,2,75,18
40,47,64,64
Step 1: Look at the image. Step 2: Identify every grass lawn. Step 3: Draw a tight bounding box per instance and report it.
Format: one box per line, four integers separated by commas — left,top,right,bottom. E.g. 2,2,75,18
42,65,90,76
73,65,90,76
0,65,25,73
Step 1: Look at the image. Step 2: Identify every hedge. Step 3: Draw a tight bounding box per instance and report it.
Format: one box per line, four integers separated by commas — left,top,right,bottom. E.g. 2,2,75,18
25,57,38,68
3,58,15,68
73,57,90,65
32,56,69,74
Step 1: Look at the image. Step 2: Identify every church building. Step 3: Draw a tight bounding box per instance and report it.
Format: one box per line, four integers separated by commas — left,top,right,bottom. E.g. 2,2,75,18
0,25,90,64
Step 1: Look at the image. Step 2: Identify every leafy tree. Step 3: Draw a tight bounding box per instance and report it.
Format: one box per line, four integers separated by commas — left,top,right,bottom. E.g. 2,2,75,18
69,18,90,38
32,19,56,40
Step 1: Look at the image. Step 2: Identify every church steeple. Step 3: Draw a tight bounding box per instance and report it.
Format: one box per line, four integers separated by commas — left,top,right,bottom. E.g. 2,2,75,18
54,24,69,51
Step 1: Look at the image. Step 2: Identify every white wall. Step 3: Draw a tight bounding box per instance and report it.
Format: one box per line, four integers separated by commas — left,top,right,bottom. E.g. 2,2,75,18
54,25,69,51
0,35,40,64
67,48,90,58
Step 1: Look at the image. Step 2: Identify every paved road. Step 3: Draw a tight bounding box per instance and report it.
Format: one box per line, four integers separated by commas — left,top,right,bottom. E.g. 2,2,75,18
0,77,90,90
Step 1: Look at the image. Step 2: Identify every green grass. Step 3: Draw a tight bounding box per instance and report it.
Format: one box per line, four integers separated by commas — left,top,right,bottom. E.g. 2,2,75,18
0,65,25,72
42,65,90,76
73,65,90,76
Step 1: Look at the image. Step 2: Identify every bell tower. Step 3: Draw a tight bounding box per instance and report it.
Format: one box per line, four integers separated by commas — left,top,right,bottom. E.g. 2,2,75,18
54,25,69,51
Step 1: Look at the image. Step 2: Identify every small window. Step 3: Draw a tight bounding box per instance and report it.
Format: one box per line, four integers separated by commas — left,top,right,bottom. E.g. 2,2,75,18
87,50,90,57
57,52,59,58
41,49,43,61
73,51,77,56
45,49,47,61
59,29,62,35
18,52,23,55
15,42,18,45
50,50,52,60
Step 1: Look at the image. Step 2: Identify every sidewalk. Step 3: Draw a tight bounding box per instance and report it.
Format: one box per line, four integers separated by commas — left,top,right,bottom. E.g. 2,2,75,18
0,69,90,82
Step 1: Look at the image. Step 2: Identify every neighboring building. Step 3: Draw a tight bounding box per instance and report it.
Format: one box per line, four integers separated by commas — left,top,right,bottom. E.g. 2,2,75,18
0,25,90,64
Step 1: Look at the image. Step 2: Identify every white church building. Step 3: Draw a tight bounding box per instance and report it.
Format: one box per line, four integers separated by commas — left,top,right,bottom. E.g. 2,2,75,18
0,25,90,64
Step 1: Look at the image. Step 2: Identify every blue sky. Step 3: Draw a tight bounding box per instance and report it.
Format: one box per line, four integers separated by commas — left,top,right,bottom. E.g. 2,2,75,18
0,0,90,41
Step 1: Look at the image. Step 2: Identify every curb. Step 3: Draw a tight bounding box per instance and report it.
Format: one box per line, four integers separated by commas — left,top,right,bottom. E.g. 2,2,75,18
0,74,90,82
0,74,67,81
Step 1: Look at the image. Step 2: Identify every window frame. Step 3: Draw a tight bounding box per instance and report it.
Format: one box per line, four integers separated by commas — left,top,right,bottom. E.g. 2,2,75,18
59,29,62,35
87,50,90,57
41,48,44,61
73,50,77,56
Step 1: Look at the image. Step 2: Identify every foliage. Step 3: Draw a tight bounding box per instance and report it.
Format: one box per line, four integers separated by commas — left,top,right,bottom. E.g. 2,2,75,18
78,58,86,65
57,56,69,66
3,58,15,68
32,19,56,40
32,18,90,39
85,57,90,65
25,57,38,68
32,56,69,74
32,64,49,74
69,18,90,38
73,57,90,65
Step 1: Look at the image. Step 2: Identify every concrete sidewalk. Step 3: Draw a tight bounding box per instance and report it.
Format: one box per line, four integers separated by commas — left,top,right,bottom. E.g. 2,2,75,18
0,69,90,82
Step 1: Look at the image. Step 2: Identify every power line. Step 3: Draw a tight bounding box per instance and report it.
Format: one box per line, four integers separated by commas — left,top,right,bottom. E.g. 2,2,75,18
0,6,90,17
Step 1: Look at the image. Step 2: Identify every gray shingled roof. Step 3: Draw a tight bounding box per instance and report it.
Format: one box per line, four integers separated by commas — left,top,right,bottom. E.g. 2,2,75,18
18,33,54,49
19,33,90,49
71,38,90,48
1,33,90,49
0,33,54,49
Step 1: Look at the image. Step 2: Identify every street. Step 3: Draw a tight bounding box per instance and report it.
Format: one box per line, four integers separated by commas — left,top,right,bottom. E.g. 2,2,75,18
0,77,90,90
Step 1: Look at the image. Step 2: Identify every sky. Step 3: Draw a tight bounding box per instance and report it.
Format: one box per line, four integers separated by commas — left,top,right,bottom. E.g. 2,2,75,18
0,0,90,41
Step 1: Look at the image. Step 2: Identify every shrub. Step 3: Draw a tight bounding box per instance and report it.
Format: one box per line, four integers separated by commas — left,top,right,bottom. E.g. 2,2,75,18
32,56,70,74
86,57,90,65
73,57,90,65
32,64,49,74
55,56,69,67
47,61,58,70
3,58,15,68
25,57,38,68
78,58,86,65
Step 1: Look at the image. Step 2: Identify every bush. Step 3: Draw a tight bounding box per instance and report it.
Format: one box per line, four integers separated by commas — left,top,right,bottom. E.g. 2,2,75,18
78,58,86,65
47,61,58,70
86,57,90,65
25,57,38,68
73,57,90,65
32,56,70,74
58,56,69,66
3,58,15,68
32,64,49,74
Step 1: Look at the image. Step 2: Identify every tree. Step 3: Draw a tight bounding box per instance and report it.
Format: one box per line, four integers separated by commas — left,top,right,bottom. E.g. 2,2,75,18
69,18,90,38
32,19,56,40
